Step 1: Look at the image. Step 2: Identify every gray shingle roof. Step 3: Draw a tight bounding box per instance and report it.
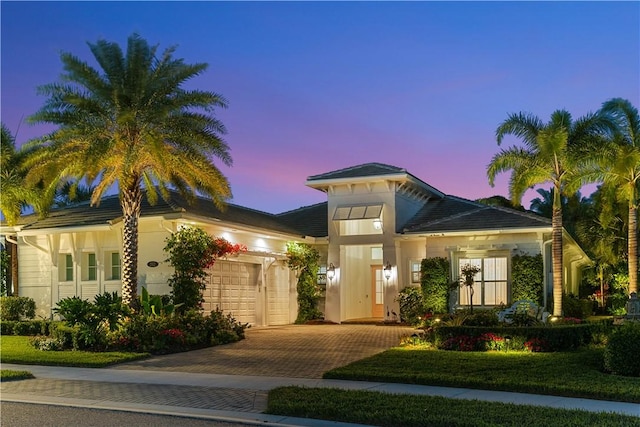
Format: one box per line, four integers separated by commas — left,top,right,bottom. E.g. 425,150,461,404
19,191,305,237
277,202,328,238
402,196,551,234
307,163,406,181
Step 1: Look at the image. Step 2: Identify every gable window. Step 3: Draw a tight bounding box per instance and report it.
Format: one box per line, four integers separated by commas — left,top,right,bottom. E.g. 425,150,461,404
458,256,508,307
106,252,121,280
59,254,73,282
82,252,97,281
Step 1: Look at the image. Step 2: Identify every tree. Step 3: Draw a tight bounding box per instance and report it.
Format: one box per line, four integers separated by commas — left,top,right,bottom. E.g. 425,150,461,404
0,124,51,295
26,34,232,308
587,98,640,295
487,110,612,316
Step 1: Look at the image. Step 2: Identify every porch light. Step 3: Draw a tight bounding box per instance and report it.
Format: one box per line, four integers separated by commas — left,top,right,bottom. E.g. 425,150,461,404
326,263,336,282
373,218,383,230
383,261,392,280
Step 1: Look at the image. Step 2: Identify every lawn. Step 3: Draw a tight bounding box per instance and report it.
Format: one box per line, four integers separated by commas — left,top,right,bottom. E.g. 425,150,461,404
0,336,149,367
267,387,639,427
1,369,34,382
323,347,640,403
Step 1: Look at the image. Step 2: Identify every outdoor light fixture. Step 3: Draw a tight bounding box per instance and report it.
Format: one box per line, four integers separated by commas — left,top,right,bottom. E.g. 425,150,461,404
326,263,336,282
383,261,392,280
373,218,383,230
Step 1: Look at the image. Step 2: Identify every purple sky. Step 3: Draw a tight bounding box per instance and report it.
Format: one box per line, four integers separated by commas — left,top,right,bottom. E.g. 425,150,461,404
2,2,638,214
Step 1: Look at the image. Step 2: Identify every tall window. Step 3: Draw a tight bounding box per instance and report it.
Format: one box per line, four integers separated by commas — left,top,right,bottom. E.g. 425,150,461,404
458,257,508,306
106,252,121,280
82,252,97,281
59,254,73,282
410,260,421,283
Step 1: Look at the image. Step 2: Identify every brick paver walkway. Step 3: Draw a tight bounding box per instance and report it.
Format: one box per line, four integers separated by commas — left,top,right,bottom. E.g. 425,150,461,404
115,324,414,378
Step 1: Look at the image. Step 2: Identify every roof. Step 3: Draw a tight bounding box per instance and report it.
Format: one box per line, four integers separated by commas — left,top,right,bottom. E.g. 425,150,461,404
277,202,328,238
402,195,551,234
18,191,305,237
307,163,406,181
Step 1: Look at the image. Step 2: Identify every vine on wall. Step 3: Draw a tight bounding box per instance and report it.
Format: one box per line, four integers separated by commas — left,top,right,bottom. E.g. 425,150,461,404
286,242,323,323
420,257,451,313
511,252,544,305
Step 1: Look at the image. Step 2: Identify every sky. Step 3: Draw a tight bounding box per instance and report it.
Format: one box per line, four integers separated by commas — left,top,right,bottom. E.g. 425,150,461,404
2,1,639,214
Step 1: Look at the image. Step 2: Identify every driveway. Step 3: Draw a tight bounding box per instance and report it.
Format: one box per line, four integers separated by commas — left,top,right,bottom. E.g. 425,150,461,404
115,324,415,379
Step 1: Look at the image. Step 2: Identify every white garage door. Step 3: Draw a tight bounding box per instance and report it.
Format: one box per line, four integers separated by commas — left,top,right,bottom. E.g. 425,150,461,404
266,262,290,325
204,261,258,325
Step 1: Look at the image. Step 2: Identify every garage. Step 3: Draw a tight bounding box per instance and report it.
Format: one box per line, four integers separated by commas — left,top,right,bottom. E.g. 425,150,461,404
204,260,259,325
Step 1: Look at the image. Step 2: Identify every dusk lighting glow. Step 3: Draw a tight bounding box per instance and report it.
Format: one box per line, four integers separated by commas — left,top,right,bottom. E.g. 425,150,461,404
1,2,637,214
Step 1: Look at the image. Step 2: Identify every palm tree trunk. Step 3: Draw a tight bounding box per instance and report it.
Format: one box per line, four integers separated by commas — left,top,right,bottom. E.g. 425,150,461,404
629,202,638,295
10,240,18,296
120,182,142,309
552,189,564,316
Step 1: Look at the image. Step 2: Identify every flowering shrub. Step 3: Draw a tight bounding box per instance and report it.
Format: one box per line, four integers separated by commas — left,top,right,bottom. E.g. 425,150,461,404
524,337,550,352
440,335,478,351
477,332,506,351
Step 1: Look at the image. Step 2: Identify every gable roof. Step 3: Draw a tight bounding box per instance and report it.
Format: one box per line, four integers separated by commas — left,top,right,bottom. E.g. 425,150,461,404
402,195,551,234
17,191,305,237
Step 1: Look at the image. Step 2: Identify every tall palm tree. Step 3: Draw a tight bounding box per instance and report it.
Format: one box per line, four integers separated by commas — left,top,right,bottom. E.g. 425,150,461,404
487,110,612,316
1,124,50,294
26,34,232,308
585,98,640,295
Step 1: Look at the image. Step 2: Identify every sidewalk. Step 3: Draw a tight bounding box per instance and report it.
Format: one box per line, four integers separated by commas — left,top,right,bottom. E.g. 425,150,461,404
2,363,638,426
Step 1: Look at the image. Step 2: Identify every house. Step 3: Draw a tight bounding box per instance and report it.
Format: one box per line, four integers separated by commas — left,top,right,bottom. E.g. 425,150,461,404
0,163,590,324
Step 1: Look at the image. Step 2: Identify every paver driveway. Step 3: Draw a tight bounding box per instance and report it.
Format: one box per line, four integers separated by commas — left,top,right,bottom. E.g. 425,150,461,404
115,324,415,379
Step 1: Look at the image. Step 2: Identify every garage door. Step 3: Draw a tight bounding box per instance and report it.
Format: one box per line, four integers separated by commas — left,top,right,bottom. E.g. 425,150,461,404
204,261,258,325
266,262,290,325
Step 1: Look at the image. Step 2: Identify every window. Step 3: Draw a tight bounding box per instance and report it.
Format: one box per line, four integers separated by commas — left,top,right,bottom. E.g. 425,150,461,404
334,204,384,236
458,257,508,306
59,254,73,282
82,252,97,281
106,252,121,280
317,265,327,285
410,260,421,283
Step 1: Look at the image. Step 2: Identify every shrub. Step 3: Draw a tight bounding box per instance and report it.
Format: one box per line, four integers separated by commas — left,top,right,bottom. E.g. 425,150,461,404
12,320,49,336
562,293,594,319
54,296,95,326
511,253,543,305
0,296,36,321
49,323,79,350
1,320,16,335
463,310,499,326
93,291,129,331
396,287,424,326
420,257,450,313
524,337,550,352
604,322,640,376
286,242,322,323
31,336,64,351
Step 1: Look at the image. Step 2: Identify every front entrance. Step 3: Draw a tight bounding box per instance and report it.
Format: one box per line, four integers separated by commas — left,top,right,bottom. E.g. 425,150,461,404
371,265,384,317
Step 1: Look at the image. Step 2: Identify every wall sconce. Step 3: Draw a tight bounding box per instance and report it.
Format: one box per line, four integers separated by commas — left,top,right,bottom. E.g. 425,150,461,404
383,261,392,280
326,263,336,282
373,218,383,230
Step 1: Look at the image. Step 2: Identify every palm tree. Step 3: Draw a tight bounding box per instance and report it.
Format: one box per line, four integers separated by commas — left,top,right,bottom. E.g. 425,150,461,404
487,110,612,316
26,34,232,308
585,98,640,295
0,124,50,294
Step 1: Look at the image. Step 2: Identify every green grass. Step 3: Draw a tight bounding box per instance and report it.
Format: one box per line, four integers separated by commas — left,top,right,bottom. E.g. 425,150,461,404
268,387,639,427
323,347,640,403
0,336,149,367
1,369,34,382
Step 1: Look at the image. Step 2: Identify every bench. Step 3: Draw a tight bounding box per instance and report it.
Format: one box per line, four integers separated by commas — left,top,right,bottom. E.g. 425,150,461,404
498,300,548,323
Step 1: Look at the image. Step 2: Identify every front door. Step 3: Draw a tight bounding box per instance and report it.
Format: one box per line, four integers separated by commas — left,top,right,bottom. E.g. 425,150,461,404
371,265,384,318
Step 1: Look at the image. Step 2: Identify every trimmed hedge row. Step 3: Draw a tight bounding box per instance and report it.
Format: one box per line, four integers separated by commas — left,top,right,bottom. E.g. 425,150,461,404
1,320,54,336
432,322,613,351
